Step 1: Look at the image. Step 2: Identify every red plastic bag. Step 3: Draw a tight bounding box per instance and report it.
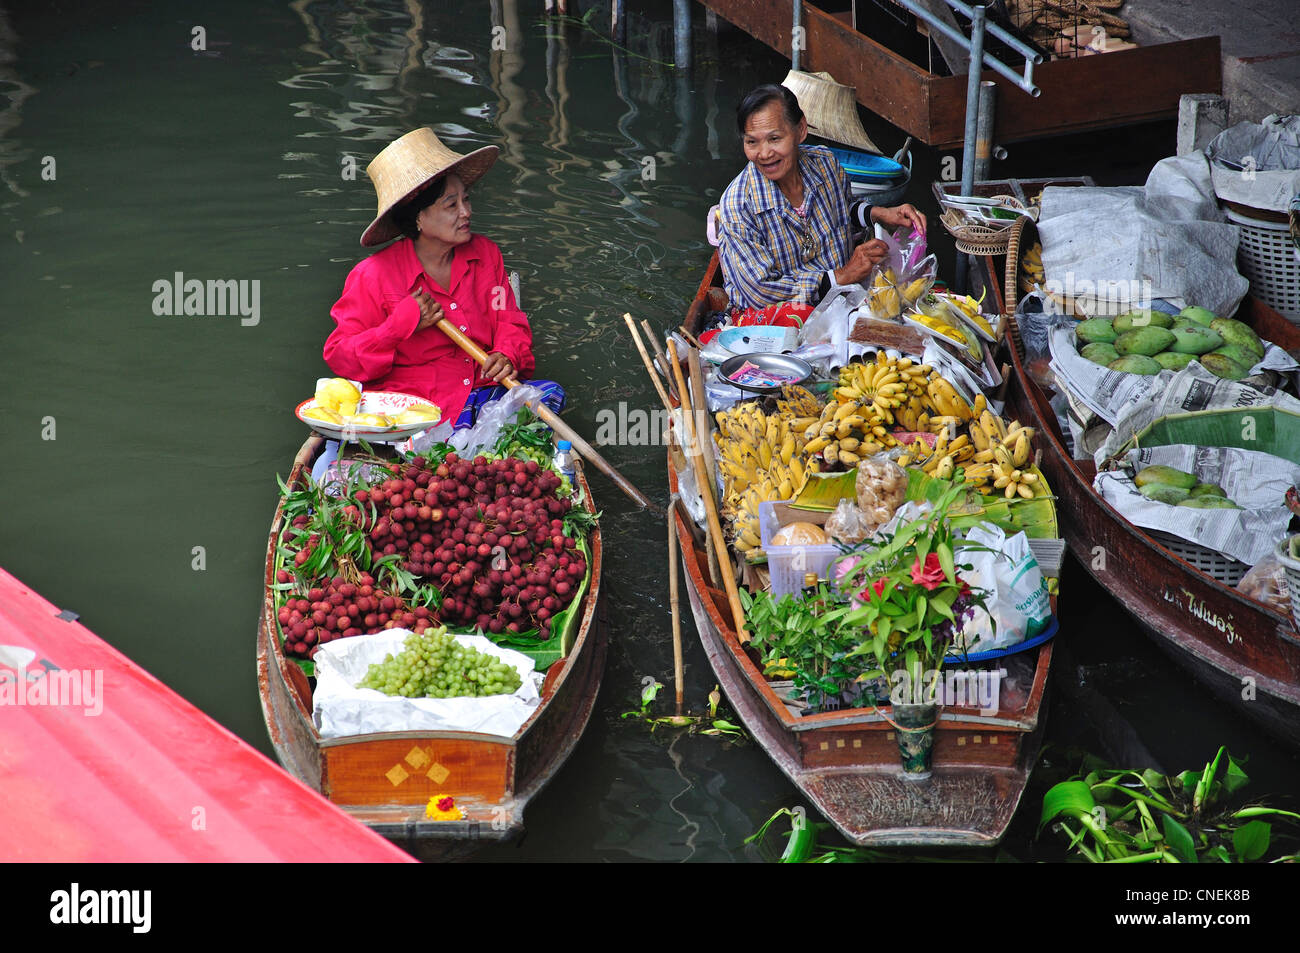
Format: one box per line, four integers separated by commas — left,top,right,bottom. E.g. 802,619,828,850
731,302,813,329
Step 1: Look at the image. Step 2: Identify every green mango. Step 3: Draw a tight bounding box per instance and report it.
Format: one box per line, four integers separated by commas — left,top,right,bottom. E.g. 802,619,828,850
1178,305,1217,327
1108,354,1162,375
1154,351,1196,370
1177,496,1241,510
1199,352,1249,380
1081,342,1120,366
1190,482,1227,498
1140,483,1191,504
1211,343,1260,371
1169,324,1223,354
1209,318,1265,358
1113,310,1174,333
1135,465,1197,490
1075,318,1118,345
1115,327,1176,357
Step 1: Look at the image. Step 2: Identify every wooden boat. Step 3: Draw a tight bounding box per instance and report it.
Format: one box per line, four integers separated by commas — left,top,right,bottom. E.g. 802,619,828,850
257,434,607,861
980,216,1300,752
701,0,1220,149
669,253,1055,847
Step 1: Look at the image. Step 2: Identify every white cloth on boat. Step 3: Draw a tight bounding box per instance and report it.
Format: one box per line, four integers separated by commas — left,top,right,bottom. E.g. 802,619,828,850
1037,152,1249,318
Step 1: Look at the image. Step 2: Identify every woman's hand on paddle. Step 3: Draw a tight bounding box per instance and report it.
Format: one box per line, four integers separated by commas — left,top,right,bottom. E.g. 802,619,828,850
871,203,927,235
412,288,444,331
482,351,515,384
834,239,889,287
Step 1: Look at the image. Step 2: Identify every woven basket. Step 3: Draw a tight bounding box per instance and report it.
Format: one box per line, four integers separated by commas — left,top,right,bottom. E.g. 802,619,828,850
1149,529,1248,586
940,196,1028,255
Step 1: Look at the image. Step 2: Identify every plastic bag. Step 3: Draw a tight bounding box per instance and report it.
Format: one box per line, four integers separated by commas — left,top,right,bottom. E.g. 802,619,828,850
449,384,546,457
894,226,929,278
823,498,871,544
1205,115,1300,212
1236,553,1292,614
953,524,1052,653
856,455,908,525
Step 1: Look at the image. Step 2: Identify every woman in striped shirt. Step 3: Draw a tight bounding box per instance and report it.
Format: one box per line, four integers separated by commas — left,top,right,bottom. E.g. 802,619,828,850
717,84,926,311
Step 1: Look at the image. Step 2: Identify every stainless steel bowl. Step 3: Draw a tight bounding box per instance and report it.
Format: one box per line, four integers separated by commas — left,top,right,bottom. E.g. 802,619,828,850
718,352,813,395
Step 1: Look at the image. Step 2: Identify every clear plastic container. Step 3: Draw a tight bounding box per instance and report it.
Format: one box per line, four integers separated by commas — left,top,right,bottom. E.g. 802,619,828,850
552,439,575,483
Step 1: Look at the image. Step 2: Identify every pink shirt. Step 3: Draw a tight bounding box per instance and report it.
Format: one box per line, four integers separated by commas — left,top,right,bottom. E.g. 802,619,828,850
323,235,535,420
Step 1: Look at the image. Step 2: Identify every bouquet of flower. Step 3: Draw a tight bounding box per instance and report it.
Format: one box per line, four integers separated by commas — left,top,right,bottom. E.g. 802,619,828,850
836,486,992,703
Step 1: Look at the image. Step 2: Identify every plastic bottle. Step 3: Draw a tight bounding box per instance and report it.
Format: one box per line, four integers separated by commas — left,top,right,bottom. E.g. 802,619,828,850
552,439,575,483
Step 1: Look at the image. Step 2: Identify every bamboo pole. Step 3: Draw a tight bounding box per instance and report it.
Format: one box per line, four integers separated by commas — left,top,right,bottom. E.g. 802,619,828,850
435,318,657,511
667,339,749,642
668,494,684,715
687,346,723,588
622,312,673,414
640,318,675,402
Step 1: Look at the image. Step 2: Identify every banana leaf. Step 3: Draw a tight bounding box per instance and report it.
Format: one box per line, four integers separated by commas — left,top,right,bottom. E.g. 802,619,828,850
1116,407,1300,466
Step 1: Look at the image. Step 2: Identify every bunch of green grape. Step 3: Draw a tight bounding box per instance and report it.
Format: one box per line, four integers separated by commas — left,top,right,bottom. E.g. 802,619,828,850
356,626,523,698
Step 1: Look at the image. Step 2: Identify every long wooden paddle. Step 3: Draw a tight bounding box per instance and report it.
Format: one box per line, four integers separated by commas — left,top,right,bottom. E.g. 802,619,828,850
436,318,657,511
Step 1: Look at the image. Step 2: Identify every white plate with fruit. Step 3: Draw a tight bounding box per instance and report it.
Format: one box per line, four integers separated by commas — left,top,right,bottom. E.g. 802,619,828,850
296,378,442,443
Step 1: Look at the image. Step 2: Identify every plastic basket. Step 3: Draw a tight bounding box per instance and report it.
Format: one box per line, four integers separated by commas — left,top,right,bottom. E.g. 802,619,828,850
1150,529,1248,586
758,499,844,598
1225,207,1300,321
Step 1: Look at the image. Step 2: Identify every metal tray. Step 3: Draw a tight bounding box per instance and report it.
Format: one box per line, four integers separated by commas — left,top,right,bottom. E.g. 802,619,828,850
718,353,813,394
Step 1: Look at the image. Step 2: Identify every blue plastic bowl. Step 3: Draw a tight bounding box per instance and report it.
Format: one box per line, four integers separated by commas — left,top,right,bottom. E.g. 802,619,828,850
828,147,906,181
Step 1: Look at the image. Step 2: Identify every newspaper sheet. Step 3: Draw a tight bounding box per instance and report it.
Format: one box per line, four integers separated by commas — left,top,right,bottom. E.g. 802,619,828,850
1048,324,1298,427
1094,362,1300,462
1094,444,1300,566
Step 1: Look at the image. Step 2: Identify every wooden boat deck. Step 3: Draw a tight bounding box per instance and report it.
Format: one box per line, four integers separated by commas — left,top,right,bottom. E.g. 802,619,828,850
702,0,1221,149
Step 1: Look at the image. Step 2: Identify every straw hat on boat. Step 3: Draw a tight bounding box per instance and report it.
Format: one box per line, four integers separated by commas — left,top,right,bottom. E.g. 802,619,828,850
360,127,499,247
781,69,881,155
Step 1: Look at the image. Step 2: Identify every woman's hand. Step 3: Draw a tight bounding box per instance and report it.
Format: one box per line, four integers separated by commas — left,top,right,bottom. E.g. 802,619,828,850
834,238,889,287
871,203,927,235
481,351,515,384
412,287,445,331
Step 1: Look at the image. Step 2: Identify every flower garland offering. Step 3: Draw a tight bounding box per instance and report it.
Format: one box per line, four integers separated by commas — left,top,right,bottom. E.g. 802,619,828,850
425,795,465,821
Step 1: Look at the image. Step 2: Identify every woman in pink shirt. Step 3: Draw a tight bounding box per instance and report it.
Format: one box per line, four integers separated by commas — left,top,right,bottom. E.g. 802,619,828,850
324,128,563,427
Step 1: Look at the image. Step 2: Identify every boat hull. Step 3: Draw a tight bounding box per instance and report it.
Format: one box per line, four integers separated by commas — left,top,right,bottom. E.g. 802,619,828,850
991,274,1300,751
257,436,608,861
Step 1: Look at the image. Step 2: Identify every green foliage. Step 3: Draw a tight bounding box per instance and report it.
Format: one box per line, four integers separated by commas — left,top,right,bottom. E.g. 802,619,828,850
1040,746,1300,863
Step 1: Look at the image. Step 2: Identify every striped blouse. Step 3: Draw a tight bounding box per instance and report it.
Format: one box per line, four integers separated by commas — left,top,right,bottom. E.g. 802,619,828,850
717,145,871,310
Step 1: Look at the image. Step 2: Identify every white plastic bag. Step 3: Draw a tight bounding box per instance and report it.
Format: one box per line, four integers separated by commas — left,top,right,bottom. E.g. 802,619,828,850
953,523,1052,654
312,629,542,740
448,384,546,457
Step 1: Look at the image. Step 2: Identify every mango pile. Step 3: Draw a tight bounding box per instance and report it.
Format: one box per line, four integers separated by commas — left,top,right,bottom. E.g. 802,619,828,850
1134,465,1240,510
1075,307,1265,380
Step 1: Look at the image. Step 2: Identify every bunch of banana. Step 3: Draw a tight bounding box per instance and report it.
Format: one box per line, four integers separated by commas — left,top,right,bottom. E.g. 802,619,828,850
801,397,892,469
774,384,822,420
868,267,902,319
834,353,929,423
1021,242,1044,286
923,373,974,422
991,452,1044,499
712,403,811,552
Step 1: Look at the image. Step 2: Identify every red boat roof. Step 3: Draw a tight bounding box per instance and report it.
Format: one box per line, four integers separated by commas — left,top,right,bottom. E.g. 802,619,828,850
0,568,414,862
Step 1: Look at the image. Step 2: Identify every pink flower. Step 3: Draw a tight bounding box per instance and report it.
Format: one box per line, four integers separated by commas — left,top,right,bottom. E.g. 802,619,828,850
910,553,946,590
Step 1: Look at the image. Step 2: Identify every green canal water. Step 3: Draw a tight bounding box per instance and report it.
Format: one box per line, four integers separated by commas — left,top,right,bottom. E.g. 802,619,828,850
1,0,1296,862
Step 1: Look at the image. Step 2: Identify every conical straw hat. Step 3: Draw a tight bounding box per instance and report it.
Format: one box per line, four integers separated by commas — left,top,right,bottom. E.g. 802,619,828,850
781,70,881,154
360,128,499,247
